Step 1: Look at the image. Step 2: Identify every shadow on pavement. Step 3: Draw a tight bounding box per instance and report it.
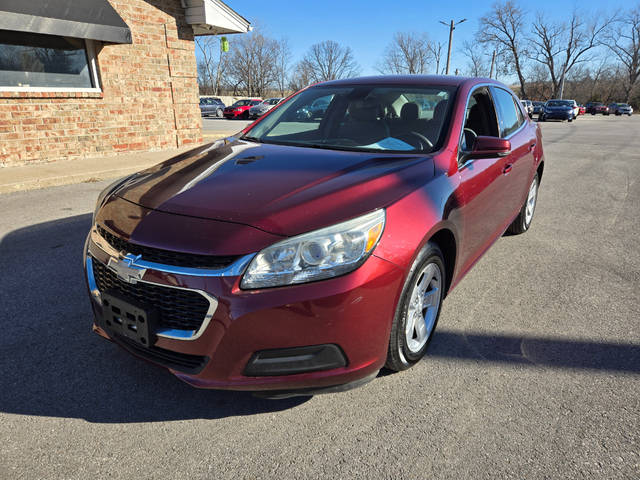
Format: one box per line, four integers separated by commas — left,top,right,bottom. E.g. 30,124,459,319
1,214,638,424
0,214,307,424
427,331,640,374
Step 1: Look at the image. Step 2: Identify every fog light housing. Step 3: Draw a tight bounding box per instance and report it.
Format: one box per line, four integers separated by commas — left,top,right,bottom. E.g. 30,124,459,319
243,344,348,376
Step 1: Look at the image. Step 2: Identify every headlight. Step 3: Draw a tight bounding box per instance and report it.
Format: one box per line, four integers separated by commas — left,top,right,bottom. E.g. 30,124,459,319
92,174,137,224
241,209,386,289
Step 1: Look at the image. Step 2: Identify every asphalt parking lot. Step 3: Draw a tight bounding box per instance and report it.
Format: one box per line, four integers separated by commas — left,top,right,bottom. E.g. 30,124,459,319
0,115,638,479
202,116,252,134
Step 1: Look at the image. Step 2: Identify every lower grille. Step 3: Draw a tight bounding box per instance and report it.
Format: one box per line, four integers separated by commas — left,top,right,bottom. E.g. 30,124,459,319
92,258,210,332
114,335,209,374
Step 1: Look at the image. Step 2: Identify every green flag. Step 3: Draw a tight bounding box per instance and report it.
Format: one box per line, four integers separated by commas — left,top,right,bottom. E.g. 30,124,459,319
220,36,229,52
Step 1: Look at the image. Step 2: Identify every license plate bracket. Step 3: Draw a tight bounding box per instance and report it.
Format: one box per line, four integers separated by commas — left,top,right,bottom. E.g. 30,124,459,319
99,291,156,348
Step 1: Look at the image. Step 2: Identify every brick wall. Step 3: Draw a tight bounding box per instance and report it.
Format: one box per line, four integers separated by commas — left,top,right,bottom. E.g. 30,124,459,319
0,0,203,167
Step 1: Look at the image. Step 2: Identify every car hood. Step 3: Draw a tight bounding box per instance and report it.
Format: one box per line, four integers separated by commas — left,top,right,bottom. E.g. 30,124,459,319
115,138,434,236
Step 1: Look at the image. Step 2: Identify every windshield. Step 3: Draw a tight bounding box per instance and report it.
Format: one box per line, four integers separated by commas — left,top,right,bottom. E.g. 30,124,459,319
233,100,251,107
266,98,281,105
243,84,456,153
547,100,572,107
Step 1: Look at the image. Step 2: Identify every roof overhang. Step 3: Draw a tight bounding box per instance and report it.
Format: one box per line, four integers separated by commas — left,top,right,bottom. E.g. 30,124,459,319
0,0,132,44
181,0,251,35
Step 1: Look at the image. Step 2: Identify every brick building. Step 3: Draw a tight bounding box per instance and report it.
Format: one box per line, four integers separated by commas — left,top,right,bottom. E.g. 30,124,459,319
0,0,249,167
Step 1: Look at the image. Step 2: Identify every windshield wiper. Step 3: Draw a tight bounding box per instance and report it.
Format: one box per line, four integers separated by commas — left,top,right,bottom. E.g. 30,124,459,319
241,135,265,143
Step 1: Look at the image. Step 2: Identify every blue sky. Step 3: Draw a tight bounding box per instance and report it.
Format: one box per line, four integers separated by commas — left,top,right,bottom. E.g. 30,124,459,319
219,0,630,77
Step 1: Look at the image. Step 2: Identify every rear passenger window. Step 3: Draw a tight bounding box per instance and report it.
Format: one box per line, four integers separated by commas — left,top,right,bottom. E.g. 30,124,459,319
492,87,521,137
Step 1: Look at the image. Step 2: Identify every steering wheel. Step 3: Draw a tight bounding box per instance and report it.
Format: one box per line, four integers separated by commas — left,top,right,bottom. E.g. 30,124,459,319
462,128,477,151
396,131,434,151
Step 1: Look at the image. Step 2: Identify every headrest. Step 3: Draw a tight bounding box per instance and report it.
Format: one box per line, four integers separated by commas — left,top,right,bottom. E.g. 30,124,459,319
433,100,448,122
401,102,419,121
348,99,380,122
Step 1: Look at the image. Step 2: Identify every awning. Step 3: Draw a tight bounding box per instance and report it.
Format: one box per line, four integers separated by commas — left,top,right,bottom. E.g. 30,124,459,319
0,0,132,44
182,0,251,35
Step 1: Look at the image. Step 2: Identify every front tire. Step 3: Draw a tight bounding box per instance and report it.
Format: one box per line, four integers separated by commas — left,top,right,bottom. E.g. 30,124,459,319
386,244,445,371
508,173,539,235
216,108,223,118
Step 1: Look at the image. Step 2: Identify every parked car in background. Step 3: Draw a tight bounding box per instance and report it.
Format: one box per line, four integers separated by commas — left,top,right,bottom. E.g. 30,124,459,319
587,102,609,115
248,98,282,119
520,100,533,118
578,104,586,115
532,101,545,115
295,95,332,120
199,97,225,117
223,99,262,119
85,75,544,396
539,99,575,122
609,103,633,116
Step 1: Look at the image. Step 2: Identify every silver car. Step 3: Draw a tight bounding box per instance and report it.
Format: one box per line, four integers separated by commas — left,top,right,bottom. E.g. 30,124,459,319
199,97,225,117
249,98,282,119
520,99,533,118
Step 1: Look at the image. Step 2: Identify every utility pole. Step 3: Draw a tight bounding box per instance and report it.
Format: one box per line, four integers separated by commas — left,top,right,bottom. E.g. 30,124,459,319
489,50,496,79
439,18,467,75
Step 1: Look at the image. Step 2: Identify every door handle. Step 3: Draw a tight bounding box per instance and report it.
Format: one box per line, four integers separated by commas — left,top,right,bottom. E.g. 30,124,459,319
503,163,513,174
528,142,537,151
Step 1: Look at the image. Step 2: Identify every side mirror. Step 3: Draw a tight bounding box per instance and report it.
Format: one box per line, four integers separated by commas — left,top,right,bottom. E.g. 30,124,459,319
470,136,511,158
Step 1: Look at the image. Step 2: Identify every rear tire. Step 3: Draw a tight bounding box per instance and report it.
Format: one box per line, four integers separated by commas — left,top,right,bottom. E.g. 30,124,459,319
508,173,539,235
386,243,445,371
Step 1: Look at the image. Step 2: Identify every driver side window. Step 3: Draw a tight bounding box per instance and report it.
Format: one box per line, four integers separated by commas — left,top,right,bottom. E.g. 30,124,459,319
461,87,499,152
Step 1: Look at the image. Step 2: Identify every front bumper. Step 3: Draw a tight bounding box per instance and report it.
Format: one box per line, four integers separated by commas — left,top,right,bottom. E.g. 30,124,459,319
543,110,572,120
84,226,404,392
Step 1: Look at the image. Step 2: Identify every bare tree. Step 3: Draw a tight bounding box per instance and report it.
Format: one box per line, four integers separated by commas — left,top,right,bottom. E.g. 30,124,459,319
274,37,292,97
196,36,230,95
377,32,432,74
604,5,640,102
477,1,529,97
529,9,613,98
428,41,445,74
226,30,279,96
288,61,313,92
299,40,360,82
461,40,490,76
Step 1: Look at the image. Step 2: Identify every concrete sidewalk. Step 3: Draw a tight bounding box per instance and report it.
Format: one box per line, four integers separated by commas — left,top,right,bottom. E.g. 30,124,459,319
0,132,233,195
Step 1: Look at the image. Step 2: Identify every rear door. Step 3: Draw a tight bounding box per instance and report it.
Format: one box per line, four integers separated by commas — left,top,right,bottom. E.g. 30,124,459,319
490,86,535,224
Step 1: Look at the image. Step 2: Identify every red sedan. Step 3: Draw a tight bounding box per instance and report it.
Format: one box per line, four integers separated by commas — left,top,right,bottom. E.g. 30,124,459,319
223,99,262,119
85,76,544,396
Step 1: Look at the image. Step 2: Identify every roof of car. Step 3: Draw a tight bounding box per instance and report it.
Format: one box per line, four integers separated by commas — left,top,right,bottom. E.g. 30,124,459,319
317,75,502,88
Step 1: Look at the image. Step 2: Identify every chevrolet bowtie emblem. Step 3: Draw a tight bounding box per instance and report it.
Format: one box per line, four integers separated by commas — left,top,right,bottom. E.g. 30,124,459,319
107,254,146,284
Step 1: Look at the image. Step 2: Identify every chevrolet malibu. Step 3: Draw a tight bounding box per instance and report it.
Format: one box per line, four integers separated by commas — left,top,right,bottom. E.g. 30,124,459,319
84,76,544,397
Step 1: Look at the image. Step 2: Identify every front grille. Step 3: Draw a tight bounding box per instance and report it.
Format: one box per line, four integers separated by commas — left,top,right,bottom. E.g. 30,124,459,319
92,258,210,332
97,225,238,269
114,334,209,374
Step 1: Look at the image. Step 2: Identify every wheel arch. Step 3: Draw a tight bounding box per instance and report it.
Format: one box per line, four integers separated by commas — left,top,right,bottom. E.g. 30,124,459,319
536,160,544,185
427,228,457,298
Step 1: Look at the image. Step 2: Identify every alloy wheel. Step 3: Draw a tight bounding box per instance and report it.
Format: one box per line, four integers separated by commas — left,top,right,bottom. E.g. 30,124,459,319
405,262,442,353
524,176,538,227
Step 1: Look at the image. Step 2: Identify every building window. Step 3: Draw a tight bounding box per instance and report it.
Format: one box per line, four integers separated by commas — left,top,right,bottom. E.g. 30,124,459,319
0,31,100,91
